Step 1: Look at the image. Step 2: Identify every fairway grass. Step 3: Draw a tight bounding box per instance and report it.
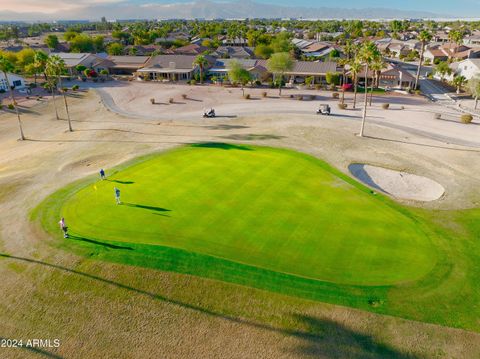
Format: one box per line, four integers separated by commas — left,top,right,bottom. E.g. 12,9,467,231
32,144,480,331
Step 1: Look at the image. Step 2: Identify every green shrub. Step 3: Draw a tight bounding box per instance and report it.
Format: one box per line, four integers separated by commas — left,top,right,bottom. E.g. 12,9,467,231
72,85,79,91
461,114,473,124
332,92,339,99
7,104,15,110
244,94,251,99
262,91,267,98
382,103,390,109
190,79,196,86
338,103,347,109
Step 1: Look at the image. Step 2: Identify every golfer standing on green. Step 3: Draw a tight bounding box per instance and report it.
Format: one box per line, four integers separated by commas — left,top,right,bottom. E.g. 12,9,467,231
114,187,121,204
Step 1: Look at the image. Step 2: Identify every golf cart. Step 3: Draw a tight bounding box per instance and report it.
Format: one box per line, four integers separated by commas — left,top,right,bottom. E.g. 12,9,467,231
317,104,331,116
203,108,216,118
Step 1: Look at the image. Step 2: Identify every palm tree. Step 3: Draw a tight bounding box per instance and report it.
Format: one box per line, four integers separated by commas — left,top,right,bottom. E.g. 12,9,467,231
34,51,49,82
349,60,362,109
46,55,72,132
448,30,464,61
452,75,466,94
369,56,385,106
468,74,480,109
0,55,25,140
358,41,381,137
193,55,209,84
414,30,432,90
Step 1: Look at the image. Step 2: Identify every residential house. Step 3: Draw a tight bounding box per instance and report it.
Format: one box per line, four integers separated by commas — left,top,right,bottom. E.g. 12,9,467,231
54,52,108,74
172,44,208,55
123,45,163,56
347,62,415,89
212,46,254,59
137,55,214,81
450,58,480,80
107,56,151,75
208,59,267,81
284,61,339,84
0,73,26,91
221,37,248,46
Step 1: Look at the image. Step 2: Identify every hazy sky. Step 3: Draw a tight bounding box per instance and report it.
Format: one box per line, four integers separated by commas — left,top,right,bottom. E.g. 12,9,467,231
1,0,478,18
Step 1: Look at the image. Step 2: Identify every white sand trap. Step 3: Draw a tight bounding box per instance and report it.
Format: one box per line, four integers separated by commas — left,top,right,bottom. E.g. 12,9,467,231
349,163,445,202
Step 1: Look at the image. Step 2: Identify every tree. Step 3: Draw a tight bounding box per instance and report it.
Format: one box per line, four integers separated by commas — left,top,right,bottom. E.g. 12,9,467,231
267,52,293,96
44,34,59,49
435,61,452,81
0,55,25,140
107,42,124,56
448,30,464,60
16,48,36,73
228,60,252,96
358,41,381,137
414,30,432,90
193,55,209,84
325,72,340,86
468,75,480,109
349,60,362,109
46,55,72,132
254,44,273,59
452,75,466,94
369,56,386,106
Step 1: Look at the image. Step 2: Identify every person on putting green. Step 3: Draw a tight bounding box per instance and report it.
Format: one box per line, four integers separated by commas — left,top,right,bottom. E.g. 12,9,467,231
59,217,69,238
99,168,106,180
114,187,121,204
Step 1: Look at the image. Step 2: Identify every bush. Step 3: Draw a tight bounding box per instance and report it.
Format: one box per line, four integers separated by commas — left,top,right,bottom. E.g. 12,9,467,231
0,89,5,93
169,98,174,103
434,113,441,119
7,104,15,110
0,104,3,110
382,103,390,109
338,103,347,109
461,114,473,124
309,94,316,100
182,94,187,99
72,85,79,91
255,80,261,86
62,87,68,92
190,79,196,86
150,98,155,104
332,92,339,99
315,84,322,90
415,89,421,95
262,91,267,98
296,95,303,101
244,94,251,99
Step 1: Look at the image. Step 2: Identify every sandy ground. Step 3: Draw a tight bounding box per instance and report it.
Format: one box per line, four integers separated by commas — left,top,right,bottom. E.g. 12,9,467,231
349,163,445,201
1,83,480,358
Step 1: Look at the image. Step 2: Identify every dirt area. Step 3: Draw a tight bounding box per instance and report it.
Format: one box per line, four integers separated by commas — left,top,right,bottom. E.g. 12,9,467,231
1,83,480,358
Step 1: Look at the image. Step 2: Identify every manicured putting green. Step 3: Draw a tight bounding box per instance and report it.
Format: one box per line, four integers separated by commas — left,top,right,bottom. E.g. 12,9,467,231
61,144,435,285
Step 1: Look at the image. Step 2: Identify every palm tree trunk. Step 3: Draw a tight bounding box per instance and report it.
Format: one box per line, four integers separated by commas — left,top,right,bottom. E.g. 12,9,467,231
353,76,358,109
51,86,60,120
360,63,369,137
58,76,72,132
278,74,282,96
369,73,374,106
4,71,25,140
415,43,425,90
475,96,478,110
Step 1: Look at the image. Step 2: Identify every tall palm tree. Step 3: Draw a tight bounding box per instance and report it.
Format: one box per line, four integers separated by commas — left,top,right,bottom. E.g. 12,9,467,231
349,60,362,109
369,56,385,106
448,30,464,61
193,55,209,84
0,55,25,140
358,41,380,137
414,30,432,90
46,55,72,132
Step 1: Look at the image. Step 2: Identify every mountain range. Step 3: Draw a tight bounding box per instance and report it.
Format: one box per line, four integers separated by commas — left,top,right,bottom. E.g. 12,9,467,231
0,0,445,22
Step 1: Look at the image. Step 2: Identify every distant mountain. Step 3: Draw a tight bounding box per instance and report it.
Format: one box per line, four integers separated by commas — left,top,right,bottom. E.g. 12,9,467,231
0,0,444,22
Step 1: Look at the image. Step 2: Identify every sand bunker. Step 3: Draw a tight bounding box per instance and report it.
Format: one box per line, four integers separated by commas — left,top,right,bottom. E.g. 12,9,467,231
349,164,444,202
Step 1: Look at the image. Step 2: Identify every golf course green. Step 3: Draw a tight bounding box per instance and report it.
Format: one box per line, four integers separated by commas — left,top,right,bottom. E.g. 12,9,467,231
40,144,436,286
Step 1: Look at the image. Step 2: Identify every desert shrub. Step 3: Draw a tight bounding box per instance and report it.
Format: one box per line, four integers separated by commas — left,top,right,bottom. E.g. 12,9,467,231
244,94,251,99
182,94,187,99
169,98,174,103
296,95,303,101
262,91,267,98
72,84,79,91
434,113,441,119
255,80,261,86
338,103,347,109
190,79,196,85
150,98,155,104
63,87,68,92
461,114,473,124
332,92,339,99
315,84,322,90
7,104,15,110
415,89,421,95
382,103,390,109
0,104,3,109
